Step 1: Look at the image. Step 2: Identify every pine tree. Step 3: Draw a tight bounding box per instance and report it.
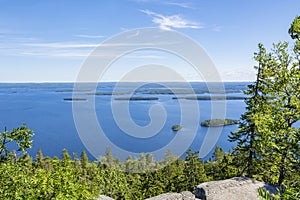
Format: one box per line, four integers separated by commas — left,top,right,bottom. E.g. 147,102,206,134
35,149,44,166
61,148,71,167
212,145,224,162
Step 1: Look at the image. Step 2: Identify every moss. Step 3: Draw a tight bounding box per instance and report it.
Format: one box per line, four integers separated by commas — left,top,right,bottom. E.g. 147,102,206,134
200,119,238,127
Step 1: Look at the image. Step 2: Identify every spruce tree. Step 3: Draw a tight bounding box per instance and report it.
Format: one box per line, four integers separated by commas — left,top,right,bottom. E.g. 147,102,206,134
80,151,89,170
229,44,269,177
35,149,44,167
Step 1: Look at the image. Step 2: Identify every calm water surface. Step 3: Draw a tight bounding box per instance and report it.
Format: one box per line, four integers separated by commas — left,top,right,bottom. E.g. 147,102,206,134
0,82,249,160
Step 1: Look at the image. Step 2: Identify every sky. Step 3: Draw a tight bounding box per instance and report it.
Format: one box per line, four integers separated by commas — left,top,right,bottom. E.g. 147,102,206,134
0,0,299,82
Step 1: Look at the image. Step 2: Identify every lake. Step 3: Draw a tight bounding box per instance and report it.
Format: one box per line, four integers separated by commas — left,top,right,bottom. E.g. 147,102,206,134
0,82,249,160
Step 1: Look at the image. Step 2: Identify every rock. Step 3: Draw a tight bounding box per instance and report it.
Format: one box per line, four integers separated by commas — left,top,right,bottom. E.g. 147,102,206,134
145,193,182,200
97,195,115,200
181,191,198,200
195,177,277,200
146,191,199,200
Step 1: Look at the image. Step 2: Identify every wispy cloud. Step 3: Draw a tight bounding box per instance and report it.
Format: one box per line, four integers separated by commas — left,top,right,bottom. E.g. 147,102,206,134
134,0,194,9
0,35,99,58
0,36,173,58
74,34,105,39
0,30,179,58
164,1,193,9
141,9,202,30
24,42,99,48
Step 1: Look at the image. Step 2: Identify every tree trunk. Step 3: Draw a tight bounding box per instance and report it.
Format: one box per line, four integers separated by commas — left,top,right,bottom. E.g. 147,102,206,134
277,154,286,186
247,62,262,177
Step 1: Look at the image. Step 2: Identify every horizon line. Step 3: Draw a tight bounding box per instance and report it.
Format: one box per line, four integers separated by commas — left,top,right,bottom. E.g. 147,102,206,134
0,81,253,83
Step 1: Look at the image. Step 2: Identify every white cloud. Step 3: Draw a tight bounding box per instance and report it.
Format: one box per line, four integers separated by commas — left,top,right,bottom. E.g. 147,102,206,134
0,40,171,58
0,32,178,58
24,42,99,48
141,9,202,30
134,0,194,9
164,2,193,9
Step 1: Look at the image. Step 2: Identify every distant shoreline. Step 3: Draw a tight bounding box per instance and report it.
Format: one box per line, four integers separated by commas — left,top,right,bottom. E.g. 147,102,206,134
0,81,253,84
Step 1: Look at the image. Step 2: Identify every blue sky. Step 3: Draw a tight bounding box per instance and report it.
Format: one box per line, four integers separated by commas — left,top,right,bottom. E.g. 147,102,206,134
0,0,299,82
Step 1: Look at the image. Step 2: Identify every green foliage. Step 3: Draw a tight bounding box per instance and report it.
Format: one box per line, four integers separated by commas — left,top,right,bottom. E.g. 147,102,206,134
231,16,300,199
183,150,207,191
252,42,300,186
228,43,269,178
258,188,277,200
80,151,89,170
0,124,34,162
0,144,224,199
0,152,95,199
289,15,300,56
204,146,238,181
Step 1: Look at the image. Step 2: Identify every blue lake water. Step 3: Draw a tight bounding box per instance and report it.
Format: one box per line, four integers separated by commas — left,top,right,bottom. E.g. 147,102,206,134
0,82,249,160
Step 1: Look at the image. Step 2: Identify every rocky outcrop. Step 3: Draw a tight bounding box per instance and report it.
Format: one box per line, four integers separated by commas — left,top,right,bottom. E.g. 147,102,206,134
146,191,199,200
97,177,277,200
194,177,277,200
97,192,198,200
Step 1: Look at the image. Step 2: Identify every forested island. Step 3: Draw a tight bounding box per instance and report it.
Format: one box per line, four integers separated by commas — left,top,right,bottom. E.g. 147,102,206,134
63,98,88,101
0,15,299,200
114,97,159,101
173,96,244,100
172,124,182,131
200,119,238,127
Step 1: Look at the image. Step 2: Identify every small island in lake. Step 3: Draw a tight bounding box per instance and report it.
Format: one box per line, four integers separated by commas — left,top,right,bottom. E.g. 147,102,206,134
200,119,238,127
172,125,182,131
114,97,159,101
63,98,87,102
172,96,244,100
87,91,131,96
